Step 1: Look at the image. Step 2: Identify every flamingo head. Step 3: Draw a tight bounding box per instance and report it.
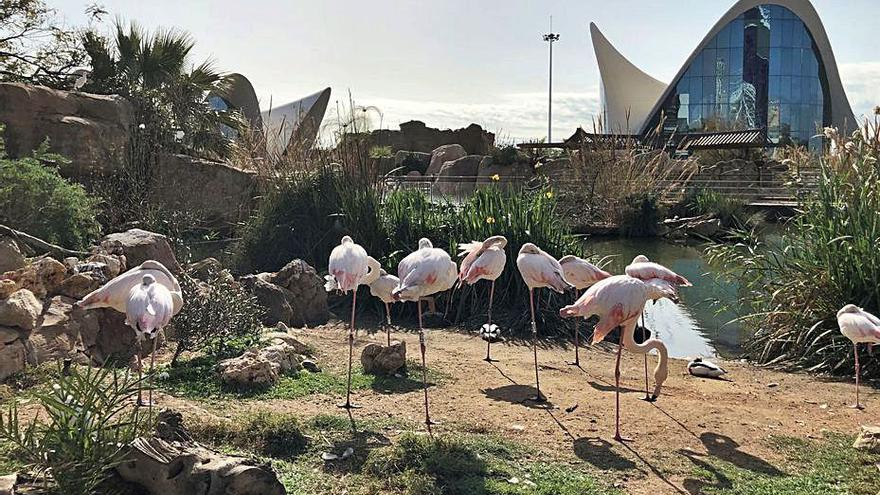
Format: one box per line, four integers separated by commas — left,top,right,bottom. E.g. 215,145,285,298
486,235,508,249
142,274,156,286
632,255,650,264
837,303,861,318
418,238,433,249
341,235,354,245
519,243,540,255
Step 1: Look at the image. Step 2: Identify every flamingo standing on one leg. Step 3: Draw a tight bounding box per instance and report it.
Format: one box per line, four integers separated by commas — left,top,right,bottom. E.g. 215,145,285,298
75,260,184,406
458,235,508,362
625,255,691,399
560,274,676,441
328,236,380,409
393,238,457,433
559,255,611,367
837,304,880,409
516,243,573,402
369,269,401,346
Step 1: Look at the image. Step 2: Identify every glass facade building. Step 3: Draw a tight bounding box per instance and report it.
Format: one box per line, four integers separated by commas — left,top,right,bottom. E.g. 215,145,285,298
647,4,828,145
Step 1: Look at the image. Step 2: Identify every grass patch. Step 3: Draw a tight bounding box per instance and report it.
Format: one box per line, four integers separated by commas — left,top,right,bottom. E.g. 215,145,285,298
156,356,446,402
687,433,880,495
189,410,307,458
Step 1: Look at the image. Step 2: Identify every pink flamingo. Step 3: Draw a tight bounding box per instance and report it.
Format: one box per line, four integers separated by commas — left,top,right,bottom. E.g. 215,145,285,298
75,260,183,406
516,243,573,402
369,269,401,345
559,255,612,366
393,238,457,432
625,254,690,399
837,304,880,409
328,236,380,409
458,235,508,362
560,275,676,441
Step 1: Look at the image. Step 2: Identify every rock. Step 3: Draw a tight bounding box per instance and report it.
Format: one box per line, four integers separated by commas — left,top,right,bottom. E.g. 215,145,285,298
0,82,133,176
78,308,153,364
475,156,533,189
393,150,432,175
406,170,422,178
0,327,19,345
25,295,86,365
534,157,571,180
435,155,482,195
116,411,285,495
86,253,124,278
100,229,182,274
426,144,467,176
0,473,16,495
360,341,407,375
853,425,880,453
188,258,223,280
56,272,100,299
261,331,311,355
269,259,329,327
340,121,494,156
0,289,42,330
33,257,66,294
301,359,320,373
239,275,294,327
688,218,722,237
260,343,303,374
0,280,17,299
0,238,25,274
218,350,280,386
0,339,27,381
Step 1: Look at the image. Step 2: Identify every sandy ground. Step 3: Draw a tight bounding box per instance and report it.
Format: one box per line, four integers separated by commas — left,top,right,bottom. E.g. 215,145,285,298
163,323,878,494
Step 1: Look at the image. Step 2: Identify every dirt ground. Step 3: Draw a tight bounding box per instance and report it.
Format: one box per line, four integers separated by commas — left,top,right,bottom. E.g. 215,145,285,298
163,323,877,494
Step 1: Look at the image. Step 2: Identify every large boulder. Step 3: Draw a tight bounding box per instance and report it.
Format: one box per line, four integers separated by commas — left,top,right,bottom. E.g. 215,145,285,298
0,83,133,177
0,332,27,380
116,410,285,495
0,289,42,330
25,295,84,365
268,259,329,327
435,155,482,195
78,308,154,364
360,341,407,375
853,425,880,453
426,144,467,176
259,343,303,374
393,150,432,175
100,229,182,274
217,349,280,386
239,275,294,327
0,237,25,274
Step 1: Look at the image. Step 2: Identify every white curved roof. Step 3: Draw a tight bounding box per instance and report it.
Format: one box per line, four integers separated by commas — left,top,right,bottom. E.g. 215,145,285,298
261,87,332,154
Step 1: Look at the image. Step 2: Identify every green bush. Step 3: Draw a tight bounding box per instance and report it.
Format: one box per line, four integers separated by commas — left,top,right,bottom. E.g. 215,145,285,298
489,145,529,167
0,138,101,250
190,411,307,458
618,192,663,237
169,269,264,364
0,364,148,495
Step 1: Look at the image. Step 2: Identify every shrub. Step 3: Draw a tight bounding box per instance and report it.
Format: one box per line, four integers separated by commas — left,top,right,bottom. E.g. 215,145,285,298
618,192,663,237
691,189,747,228
489,145,529,166
169,269,264,364
369,145,393,159
706,122,880,378
0,364,148,495
190,411,307,458
0,137,101,250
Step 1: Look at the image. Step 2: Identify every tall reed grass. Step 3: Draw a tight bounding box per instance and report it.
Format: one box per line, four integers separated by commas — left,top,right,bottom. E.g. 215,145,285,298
706,118,880,378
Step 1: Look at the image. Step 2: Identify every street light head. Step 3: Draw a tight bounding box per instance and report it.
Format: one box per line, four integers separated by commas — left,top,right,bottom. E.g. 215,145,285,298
542,33,560,42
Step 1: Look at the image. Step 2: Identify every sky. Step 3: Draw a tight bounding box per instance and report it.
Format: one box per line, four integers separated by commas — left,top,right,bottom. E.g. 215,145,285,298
52,0,880,142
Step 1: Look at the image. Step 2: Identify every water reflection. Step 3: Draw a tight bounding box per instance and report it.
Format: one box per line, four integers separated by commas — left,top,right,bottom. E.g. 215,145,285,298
585,237,743,359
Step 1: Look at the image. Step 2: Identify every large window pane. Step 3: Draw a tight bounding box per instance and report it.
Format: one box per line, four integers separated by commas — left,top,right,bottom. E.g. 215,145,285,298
769,47,782,75
781,48,793,75
730,47,744,75
717,25,731,48
782,20,794,46
769,75,781,100
730,19,745,48
702,49,717,77
703,77,715,105
690,77,703,104
770,20,783,47
791,76,803,103
780,76,792,104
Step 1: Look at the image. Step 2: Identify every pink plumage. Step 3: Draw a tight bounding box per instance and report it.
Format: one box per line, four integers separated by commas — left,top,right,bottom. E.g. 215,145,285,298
516,243,573,293
458,235,507,285
625,255,691,287
559,255,611,290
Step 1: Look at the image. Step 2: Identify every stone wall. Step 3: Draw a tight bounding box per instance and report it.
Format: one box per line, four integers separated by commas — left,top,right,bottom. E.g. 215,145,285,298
0,82,132,176
341,120,495,155
154,154,257,223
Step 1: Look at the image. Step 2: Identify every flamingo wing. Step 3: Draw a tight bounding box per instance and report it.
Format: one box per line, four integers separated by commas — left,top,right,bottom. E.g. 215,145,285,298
464,248,506,284
626,261,691,286
559,275,647,344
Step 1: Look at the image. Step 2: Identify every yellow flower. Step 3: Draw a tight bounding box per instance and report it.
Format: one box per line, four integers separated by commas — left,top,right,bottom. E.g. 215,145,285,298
486,216,496,224
545,191,554,199
491,174,501,181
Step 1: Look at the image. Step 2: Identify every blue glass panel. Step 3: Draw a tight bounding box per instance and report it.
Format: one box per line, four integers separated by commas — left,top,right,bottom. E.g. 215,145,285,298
769,75,781,100
802,52,817,77
690,77,703,105
716,49,730,76
689,51,703,77
780,76,792,104
769,47,782,75
702,49,716,76
770,19,783,47
791,76,803,103
767,4,784,21
730,19,745,47
717,25,731,48
689,105,702,131
703,77,715,105
730,47,744,75
781,48,793,75
791,49,803,76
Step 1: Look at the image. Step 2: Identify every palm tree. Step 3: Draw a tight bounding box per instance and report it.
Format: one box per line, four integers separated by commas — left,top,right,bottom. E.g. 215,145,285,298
82,21,239,159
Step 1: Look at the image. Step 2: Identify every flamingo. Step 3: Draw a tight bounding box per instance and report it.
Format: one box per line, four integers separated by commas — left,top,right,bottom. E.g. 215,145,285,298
625,255,690,399
458,235,508,362
836,304,880,409
560,274,676,441
392,238,456,433
516,243,573,402
559,255,611,366
328,236,380,409
369,269,401,346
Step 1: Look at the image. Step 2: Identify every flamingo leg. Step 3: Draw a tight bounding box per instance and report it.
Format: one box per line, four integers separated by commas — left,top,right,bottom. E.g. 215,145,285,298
339,290,360,409
641,312,651,401
568,289,581,367
148,336,157,408
613,342,631,442
530,288,546,402
418,299,434,434
852,343,863,409
484,280,496,363
136,339,143,406
385,302,391,346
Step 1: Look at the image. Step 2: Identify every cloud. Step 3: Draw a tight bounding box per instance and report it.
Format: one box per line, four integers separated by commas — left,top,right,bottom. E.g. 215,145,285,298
839,62,880,119
324,89,602,144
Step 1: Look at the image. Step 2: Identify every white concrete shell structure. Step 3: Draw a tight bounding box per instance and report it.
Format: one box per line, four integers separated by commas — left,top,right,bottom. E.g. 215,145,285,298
591,0,855,143
261,88,332,155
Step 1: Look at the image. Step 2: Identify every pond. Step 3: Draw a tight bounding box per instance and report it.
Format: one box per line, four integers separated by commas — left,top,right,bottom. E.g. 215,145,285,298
584,237,745,359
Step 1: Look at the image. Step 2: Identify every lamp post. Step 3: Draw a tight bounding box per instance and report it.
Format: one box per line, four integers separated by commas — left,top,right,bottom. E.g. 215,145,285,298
543,21,560,144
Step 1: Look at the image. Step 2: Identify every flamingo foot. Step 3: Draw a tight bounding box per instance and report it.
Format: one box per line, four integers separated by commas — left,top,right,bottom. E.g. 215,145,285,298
613,433,633,443
566,359,582,368
849,403,865,410
137,398,155,407
337,401,362,409
640,394,657,402
529,393,548,403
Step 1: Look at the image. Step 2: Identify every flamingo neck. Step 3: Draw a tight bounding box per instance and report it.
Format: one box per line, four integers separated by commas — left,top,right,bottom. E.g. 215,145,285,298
621,316,669,397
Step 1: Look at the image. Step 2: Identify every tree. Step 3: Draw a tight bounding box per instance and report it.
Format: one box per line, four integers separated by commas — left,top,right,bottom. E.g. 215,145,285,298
0,0,86,87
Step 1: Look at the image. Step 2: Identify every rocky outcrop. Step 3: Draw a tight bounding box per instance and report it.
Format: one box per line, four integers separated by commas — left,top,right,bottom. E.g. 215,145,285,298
0,83,133,176
154,154,256,224
0,289,42,330
241,259,328,329
853,425,880,453
427,144,467,176
341,121,494,156
100,229,182,274
360,341,406,375
0,238,25,274
116,409,285,495
393,150,431,175
217,342,303,387
0,334,27,381
435,155,483,195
